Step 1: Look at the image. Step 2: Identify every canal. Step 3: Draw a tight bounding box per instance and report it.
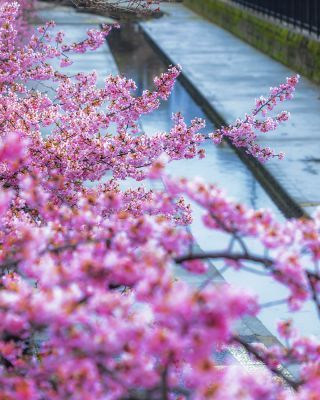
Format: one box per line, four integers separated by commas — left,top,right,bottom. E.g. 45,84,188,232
107,24,319,343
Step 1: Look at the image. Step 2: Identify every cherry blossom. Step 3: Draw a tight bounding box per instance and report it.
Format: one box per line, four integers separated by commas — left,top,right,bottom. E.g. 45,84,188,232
0,1,319,399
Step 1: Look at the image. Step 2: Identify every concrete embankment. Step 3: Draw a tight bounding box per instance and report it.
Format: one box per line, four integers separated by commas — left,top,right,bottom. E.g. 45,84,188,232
140,3,320,218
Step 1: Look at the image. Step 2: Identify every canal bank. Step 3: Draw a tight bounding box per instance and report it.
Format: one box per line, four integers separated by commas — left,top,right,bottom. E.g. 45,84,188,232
107,22,319,368
34,1,118,80
33,0,318,374
32,0,286,369
140,2,320,218
184,0,320,85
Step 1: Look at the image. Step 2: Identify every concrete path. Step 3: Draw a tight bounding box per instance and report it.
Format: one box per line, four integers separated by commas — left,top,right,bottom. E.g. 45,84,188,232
141,3,320,217
140,3,319,347
34,1,118,79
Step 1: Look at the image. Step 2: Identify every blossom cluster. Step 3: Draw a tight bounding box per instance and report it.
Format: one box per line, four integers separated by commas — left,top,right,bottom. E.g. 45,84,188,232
210,75,299,161
0,1,319,399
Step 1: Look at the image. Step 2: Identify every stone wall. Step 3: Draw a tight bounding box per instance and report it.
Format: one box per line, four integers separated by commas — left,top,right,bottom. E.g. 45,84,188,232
184,0,320,84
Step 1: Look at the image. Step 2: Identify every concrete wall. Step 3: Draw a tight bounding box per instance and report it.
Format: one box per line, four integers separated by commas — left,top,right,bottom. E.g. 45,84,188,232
184,0,320,84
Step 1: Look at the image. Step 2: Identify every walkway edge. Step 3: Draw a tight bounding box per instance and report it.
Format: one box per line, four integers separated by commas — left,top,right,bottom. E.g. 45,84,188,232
140,23,308,219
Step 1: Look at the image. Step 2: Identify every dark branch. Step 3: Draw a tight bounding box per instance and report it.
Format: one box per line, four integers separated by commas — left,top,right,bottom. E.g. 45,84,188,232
233,336,302,391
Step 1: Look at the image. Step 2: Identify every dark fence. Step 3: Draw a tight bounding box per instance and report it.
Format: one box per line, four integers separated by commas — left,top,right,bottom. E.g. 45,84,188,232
230,0,320,37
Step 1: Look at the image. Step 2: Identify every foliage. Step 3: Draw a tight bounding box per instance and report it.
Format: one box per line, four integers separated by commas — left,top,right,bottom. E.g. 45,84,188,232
0,1,319,399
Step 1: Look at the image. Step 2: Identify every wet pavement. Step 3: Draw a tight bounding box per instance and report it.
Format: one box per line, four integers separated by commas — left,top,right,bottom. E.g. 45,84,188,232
34,1,118,80
140,3,320,217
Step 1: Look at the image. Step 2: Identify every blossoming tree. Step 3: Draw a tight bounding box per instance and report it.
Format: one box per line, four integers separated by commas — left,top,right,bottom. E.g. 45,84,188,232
0,1,319,399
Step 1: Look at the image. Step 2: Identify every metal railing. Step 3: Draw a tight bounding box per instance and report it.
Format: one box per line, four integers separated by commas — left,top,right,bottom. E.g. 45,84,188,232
230,0,320,37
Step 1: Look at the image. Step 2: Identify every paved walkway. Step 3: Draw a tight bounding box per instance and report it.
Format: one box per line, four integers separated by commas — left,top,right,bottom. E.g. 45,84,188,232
34,1,118,80
141,3,320,216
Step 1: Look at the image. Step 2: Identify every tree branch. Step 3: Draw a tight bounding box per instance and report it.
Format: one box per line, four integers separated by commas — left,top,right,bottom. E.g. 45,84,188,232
233,336,302,391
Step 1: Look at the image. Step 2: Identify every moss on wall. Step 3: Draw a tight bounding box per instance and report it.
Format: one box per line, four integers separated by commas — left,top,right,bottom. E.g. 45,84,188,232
184,0,320,84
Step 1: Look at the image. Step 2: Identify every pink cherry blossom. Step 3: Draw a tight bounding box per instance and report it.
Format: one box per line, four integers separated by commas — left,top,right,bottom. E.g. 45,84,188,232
0,1,318,399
